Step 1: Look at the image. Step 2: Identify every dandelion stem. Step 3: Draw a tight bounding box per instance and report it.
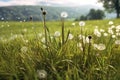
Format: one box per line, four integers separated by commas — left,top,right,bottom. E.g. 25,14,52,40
61,18,65,45
43,15,47,46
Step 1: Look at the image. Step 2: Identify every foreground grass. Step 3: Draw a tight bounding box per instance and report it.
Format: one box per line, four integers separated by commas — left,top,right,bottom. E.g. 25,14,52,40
0,19,120,80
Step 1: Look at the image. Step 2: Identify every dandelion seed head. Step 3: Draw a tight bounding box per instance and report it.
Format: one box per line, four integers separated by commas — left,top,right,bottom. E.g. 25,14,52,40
97,44,106,50
108,21,114,25
115,40,120,45
21,46,28,53
37,70,47,79
104,33,108,37
68,33,74,40
61,12,68,18
79,21,85,27
54,31,61,37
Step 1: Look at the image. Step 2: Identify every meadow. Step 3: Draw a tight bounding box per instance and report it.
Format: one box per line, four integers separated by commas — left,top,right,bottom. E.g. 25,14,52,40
0,18,120,80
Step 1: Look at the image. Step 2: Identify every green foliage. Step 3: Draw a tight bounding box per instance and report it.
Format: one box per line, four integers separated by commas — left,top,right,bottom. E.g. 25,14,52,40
76,9,105,21
0,19,120,80
98,0,120,18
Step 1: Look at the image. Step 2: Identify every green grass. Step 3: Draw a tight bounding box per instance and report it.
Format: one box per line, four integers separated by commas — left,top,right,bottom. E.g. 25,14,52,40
0,19,120,80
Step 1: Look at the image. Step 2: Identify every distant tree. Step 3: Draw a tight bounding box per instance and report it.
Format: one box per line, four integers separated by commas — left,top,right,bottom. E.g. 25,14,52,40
98,0,120,18
80,15,87,20
87,9,105,20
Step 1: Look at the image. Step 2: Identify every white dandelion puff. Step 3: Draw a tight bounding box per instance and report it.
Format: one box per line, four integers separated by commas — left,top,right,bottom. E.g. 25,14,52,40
61,12,68,18
68,33,74,40
41,37,45,43
97,44,106,50
21,46,28,53
37,70,47,79
115,40,120,45
108,21,114,25
79,21,85,27
54,31,61,37
104,33,108,37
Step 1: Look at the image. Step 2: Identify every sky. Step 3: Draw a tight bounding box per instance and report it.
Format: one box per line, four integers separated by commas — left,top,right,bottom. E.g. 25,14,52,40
0,0,103,7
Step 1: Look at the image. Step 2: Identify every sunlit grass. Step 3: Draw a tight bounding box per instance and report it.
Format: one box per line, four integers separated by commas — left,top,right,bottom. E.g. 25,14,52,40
0,19,120,80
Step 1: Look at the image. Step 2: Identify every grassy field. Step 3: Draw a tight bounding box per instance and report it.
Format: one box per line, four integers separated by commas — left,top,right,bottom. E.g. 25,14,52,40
0,19,120,80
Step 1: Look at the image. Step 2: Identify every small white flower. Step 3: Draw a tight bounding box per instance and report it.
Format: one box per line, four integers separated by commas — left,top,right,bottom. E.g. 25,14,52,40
38,33,43,38
108,28,114,34
112,35,116,38
79,21,85,27
72,23,75,26
97,44,106,50
21,46,28,53
41,37,45,43
100,29,105,32
61,12,68,18
115,40,120,45
54,31,61,37
23,28,27,33
104,33,108,37
108,21,114,25
77,43,83,51
94,28,101,37
37,70,47,79
68,33,74,40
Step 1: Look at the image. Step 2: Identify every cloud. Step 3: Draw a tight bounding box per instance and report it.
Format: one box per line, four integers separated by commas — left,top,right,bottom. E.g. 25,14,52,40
0,0,103,7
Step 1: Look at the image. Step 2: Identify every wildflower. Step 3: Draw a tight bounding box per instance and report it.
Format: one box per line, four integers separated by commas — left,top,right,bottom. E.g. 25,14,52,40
23,28,27,33
112,35,116,38
37,70,47,79
100,29,105,32
38,33,43,38
21,46,28,53
77,43,83,51
108,28,114,34
115,40,120,45
79,21,85,27
61,12,68,18
78,34,85,40
72,23,75,26
29,16,33,21
97,44,106,50
104,33,108,37
108,21,114,25
88,35,92,40
94,28,101,37
116,25,120,30
41,37,45,43
68,33,74,40
42,10,47,15
54,31,61,37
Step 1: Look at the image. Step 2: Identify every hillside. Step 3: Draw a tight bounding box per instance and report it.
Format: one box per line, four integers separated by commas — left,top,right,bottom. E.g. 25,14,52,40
0,5,102,21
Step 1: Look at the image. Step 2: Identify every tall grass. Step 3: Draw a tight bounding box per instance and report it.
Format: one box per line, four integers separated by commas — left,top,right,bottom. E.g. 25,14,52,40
0,18,120,80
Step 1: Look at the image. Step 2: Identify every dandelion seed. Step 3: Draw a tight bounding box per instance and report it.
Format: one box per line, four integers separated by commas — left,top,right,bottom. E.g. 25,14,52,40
68,33,74,40
79,21,85,27
37,70,47,79
108,21,114,25
115,40,120,45
61,12,68,18
21,46,28,53
54,31,61,37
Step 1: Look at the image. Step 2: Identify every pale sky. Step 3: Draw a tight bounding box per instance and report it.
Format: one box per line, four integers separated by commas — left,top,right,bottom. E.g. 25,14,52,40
0,0,103,7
